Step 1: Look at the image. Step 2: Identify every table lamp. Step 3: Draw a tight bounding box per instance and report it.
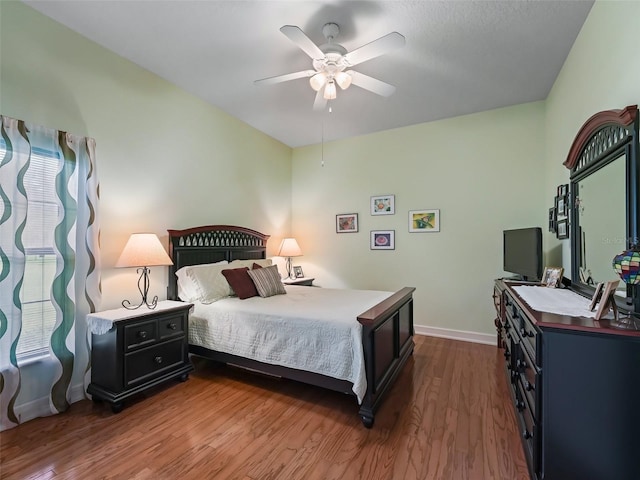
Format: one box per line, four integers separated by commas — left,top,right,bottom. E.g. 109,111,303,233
115,233,173,310
612,247,640,327
277,238,302,279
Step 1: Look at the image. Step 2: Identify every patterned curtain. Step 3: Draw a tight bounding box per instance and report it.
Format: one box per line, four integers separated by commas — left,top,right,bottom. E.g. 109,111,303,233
0,116,101,431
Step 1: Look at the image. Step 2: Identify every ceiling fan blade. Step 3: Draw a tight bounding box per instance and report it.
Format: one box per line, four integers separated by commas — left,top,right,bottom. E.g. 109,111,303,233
280,25,325,60
254,70,316,86
349,71,396,97
313,89,327,111
344,32,405,66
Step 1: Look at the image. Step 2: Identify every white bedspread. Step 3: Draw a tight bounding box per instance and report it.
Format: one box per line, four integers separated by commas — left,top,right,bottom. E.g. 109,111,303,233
189,285,393,403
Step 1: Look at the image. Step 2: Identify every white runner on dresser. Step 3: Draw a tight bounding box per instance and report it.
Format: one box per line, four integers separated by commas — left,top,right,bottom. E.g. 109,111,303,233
512,286,608,319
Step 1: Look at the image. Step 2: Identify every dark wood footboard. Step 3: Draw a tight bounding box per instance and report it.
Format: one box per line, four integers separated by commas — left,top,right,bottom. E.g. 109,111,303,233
357,286,415,428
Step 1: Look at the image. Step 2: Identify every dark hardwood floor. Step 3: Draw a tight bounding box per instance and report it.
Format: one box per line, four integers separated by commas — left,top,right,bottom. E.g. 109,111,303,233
0,335,528,480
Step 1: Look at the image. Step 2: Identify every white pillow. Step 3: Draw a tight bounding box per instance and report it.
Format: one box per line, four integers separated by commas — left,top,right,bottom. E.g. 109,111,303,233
229,258,273,269
175,261,228,302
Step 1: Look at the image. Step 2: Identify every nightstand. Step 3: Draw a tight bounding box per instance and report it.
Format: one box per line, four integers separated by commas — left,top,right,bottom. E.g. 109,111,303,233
283,277,315,286
87,301,193,413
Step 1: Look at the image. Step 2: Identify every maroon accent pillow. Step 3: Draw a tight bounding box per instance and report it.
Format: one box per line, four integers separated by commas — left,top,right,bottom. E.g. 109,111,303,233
221,267,258,299
252,263,263,270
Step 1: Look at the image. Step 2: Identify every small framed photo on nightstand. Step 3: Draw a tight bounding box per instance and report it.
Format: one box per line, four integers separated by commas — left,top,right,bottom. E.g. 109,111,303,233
293,266,304,278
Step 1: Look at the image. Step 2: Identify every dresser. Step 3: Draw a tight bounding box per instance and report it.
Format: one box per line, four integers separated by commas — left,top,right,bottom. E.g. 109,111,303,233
494,279,640,480
87,301,193,412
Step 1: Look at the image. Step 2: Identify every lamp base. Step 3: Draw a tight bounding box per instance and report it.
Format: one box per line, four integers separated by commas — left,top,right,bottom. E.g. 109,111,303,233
122,267,159,310
611,314,639,330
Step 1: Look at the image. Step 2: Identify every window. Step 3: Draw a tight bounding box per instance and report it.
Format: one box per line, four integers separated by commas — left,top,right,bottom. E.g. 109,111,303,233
1,140,61,361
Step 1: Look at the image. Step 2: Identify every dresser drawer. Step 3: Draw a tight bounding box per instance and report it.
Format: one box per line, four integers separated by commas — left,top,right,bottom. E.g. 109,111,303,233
158,312,185,340
124,319,158,350
516,380,538,475
516,346,539,419
125,338,185,386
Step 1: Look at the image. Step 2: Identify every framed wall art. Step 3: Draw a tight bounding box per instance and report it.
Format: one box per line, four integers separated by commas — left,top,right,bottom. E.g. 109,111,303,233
370,230,395,250
336,213,358,233
556,218,569,239
371,195,395,215
548,207,557,233
409,209,440,233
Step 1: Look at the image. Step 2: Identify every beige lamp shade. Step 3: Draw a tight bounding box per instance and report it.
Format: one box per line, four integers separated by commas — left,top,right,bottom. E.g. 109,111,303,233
277,238,302,257
115,233,173,268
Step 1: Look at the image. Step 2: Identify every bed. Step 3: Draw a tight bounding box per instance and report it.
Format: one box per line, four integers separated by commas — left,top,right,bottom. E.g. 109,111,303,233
167,225,415,427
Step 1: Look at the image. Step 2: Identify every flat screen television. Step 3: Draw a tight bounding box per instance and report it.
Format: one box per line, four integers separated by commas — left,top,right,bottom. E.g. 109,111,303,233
503,227,543,281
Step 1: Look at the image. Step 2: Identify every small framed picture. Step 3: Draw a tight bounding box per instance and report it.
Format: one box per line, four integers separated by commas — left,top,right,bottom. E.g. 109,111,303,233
556,194,568,217
594,280,620,320
548,207,557,233
557,218,569,239
370,230,395,250
336,213,358,233
293,266,304,278
589,282,604,311
557,184,569,196
541,266,564,288
371,195,395,215
409,209,440,233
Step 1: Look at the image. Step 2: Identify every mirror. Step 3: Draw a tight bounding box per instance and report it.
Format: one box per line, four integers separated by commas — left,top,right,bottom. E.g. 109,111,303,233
565,105,639,312
575,153,626,291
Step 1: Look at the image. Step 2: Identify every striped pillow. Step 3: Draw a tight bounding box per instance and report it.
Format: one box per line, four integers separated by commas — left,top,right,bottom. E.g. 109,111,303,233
247,265,286,297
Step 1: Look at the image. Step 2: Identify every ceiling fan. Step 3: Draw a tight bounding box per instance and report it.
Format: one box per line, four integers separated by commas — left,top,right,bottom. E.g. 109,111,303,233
255,23,405,111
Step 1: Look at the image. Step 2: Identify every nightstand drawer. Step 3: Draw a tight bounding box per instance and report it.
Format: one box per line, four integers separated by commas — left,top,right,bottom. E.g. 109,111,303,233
125,338,185,387
124,319,158,350
158,313,185,340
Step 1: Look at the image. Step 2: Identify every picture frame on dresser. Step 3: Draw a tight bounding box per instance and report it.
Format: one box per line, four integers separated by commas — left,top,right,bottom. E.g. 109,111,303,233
541,266,563,287
594,280,620,320
293,266,304,278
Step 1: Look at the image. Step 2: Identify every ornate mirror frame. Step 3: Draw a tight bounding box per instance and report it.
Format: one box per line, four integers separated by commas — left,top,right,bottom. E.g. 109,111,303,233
565,105,640,312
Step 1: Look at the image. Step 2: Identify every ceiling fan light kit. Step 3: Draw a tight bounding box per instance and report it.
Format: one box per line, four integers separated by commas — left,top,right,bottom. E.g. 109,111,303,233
255,22,405,111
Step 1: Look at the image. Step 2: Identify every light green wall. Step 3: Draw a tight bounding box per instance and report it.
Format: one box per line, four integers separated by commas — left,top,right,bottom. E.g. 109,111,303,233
1,1,292,409
545,0,640,274
291,102,546,334
3,0,637,417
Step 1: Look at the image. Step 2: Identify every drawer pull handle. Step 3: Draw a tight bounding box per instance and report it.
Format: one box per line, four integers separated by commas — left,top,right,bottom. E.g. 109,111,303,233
168,322,177,330
516,400,525,411
154,356,163,364
526,381,535,391
523,430,533,440
138,331,147,339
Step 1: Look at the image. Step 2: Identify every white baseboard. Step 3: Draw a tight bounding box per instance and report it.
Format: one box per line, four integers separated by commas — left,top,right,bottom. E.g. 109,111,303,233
14,382,86,425
414,324,497,346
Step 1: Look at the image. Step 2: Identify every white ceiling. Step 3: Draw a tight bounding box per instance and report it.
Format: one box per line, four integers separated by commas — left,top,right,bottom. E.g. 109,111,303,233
23,0,593,148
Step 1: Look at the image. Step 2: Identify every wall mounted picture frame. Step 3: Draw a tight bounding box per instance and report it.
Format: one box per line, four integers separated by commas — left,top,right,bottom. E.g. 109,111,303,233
371,195,395,215
409,209,440,232
555,195,568,217
542,266,564,288
557,184,569,197
336,213,358,233
293,266,304,278
557,218,569,239
548,207,557,233
370,230,395,250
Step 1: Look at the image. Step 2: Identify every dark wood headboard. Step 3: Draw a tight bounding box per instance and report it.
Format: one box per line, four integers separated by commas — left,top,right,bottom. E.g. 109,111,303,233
167,225,270,300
